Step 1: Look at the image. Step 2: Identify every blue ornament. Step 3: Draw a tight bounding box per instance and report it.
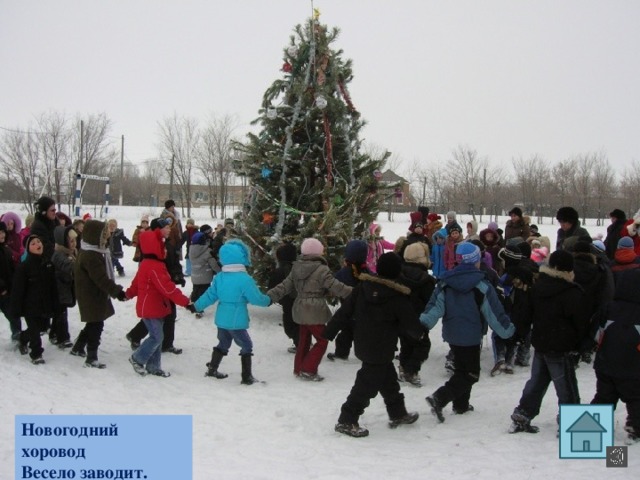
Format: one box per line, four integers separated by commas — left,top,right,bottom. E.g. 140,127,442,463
261,167,273,178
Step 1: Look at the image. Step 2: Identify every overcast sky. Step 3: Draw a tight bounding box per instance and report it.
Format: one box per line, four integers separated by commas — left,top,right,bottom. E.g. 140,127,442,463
1,0,638,174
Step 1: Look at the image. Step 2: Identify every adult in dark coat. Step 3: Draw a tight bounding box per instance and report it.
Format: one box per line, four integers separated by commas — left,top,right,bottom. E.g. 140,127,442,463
10,235,59,362
71,220,126,367
504,207,531,242
555,206,590,251
29,196,60,260
591,268,640,442
604,209,627,260
324,253,423,437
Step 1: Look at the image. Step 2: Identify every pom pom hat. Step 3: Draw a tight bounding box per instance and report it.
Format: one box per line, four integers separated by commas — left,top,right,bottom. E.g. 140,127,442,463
301,238,324,256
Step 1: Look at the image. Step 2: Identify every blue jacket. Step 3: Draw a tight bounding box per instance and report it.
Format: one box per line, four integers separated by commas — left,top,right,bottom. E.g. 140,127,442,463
194,239,270,330
420,263,514,346
430,228,447,279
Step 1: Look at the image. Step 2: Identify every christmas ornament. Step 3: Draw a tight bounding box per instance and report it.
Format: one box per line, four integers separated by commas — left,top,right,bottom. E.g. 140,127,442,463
282,62,292,73
262,212,275,225
266,107,277,119
261,167,273,178
287,45,298,57
315,95,327,109
373,170,383,180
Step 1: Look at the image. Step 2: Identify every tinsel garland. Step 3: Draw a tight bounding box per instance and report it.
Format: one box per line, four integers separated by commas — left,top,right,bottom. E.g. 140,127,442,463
338,81,357,113
323,113,333,187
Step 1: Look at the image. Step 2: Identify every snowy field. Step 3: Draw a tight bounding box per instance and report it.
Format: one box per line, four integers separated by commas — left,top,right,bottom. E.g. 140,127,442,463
0,203,636,479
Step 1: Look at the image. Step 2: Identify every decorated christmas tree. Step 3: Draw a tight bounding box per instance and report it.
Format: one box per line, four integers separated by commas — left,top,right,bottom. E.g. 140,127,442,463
235,10,389,285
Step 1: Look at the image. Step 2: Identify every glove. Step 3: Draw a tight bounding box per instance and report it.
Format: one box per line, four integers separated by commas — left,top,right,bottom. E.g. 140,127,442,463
116,290,127,302
185,303,197,314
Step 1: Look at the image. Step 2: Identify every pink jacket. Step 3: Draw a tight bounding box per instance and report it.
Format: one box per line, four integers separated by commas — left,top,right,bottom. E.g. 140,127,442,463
365,223,395,274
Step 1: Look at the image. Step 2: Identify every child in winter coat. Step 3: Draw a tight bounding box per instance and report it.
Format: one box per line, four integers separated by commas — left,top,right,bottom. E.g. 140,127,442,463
194,239,271,385
268,243,299,353
444,225,463,271
324,252,423,437
268,238,352,381
590,268,640,443
10,235,59,364
107,218,132,276
126,228,193,377
430,228,447,279
0,222,21,340
182,218,199,276
131,215,150,263
71,220,127,368
50,225,78,348
326,239,370,361
0,211,24,264
189,225,221,315
365,223,395,274
465,220,480,242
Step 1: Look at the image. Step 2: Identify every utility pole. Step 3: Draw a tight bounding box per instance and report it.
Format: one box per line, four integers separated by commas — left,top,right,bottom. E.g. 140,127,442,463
169,154,175,199
79,120,84,173
119,135,124,206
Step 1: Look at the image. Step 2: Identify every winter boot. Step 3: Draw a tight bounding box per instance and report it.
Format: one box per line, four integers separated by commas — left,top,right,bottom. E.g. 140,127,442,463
426,395,445,423
71,332,88,357
509,409,539,434
84,360,106,369
490,361,505,377
129,355,147,376
205,348,228,379
388,412,419,429
241,353,258,385
335,422,369,438
452,404,475,415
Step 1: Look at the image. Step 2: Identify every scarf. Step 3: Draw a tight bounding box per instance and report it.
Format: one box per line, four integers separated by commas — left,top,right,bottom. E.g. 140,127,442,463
81,240,114,281
221,264,246,273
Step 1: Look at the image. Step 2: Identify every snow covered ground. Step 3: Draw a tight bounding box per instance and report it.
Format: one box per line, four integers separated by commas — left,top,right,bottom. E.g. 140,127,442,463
1,204,636,479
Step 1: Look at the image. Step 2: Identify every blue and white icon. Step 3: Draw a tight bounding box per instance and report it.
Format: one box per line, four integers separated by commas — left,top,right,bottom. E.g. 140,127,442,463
559,404,614,459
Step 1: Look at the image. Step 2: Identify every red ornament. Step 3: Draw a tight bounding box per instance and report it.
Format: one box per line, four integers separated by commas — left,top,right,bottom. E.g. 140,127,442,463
282,62,292,73
262,213,275,225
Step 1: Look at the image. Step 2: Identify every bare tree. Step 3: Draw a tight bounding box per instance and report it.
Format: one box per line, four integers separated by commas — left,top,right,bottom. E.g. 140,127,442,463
448,145,491,218
158,114,199,217
551,159,577,216
570,154,596,223
36,111,73,209
198,114,240,218
0,129,41,211
619,160,640,215
591,152,616,225
512,155,551,220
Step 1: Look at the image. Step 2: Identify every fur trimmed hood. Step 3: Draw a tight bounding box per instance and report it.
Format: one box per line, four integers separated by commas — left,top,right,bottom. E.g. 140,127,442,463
359,273,411,295
539,265,575,283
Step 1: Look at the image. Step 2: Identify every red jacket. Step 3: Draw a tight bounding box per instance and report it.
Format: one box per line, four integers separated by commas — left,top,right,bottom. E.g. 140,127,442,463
126,229,189,318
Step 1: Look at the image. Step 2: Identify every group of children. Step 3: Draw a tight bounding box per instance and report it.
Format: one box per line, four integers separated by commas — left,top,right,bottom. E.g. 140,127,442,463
2,200,639,444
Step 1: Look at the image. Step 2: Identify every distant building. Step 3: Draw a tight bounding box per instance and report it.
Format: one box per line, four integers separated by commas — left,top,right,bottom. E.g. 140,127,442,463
379,170,416,211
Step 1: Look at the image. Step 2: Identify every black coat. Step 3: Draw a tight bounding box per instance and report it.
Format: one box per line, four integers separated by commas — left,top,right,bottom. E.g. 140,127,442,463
108,228,132,259
524,266,586,353
268,261,295,313
29,214,59,260
10,253,59,318
593,269,640,379
573,252,614,320
398,262,436,314
324,274,423,364
0,244,14,294
604,218,627,260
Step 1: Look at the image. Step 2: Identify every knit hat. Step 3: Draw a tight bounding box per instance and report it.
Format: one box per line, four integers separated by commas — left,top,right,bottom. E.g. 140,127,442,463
164,199,176,209
508,207,523,218
573,241,592,254
456,242,481,265
498,245,523,267
516,241,532,259
556,206,579,224
592,240,606,252
609,209,626,221
549,250,574,272
403,242,430,266
446,211,457,221
36,196,56,215
301,238,324,256
82,213,92,221
200,224,213,235
276,243,297,263
529,224,539,233
449,225,462,234
427,213,441,222
140,214,150,223
618,236,634,250
376,252,402,279
487,221,499,232
150,217,172,230
344,240,368,264
186,218,195,226
26,234,43,252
